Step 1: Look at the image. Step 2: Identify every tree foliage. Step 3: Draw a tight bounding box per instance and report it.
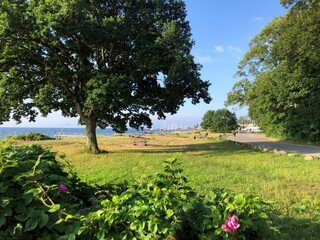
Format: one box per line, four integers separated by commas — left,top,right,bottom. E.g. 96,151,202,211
0,0,211,152
237,116,252,126
201,109,238,133
225,0,320,141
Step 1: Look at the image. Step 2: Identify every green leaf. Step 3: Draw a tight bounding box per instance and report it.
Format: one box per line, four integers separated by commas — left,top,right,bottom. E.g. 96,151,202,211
25,217,39,231
1,197,11,207
39,213,49,228
24,194,34,205
0,208,12,217
259,212,268,219
15,202,26,213
56,219,64,225
148,221,158,234
0,182,8,193
120,231,128,240
166,209,174,218
112,195,121,204
58,234,76,240
182,204,191,212
15,213,29,222
48,204,60,213
96,231,105,240
0,216,5,228
26,188,42,196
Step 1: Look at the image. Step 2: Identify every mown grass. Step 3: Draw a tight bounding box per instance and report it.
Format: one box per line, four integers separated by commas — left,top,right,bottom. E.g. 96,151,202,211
14,132,320,238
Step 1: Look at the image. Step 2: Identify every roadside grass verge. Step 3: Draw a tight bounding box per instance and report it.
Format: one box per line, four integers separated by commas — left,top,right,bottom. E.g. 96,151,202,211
13,132,320,238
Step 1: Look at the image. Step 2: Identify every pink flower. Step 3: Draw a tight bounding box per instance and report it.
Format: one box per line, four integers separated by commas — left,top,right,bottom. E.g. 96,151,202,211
221,214,240,234
98,194,106,199
77,208,86,214
221,223,231,233
58,184,68,193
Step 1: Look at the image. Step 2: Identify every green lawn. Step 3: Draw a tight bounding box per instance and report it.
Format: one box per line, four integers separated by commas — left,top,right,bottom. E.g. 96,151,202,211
20,132,320,238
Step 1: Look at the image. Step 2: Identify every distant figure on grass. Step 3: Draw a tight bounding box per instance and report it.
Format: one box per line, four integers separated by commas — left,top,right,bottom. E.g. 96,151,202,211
232,130,237,139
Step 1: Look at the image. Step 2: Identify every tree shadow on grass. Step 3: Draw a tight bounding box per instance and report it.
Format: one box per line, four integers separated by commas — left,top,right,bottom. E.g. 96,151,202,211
273,216,320,239
114,140,263,157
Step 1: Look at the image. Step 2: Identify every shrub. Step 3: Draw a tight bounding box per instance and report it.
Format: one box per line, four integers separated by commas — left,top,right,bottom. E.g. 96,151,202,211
0,141,95,239
7,132,53,141
0,141,280,239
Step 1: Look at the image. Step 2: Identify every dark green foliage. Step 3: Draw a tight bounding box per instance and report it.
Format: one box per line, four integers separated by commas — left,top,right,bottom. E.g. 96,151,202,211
0,141,281,239
7,132,53,141
237,116,252,126
201,109,238,133
0,0,211,152
226,0,320,142
0,141,96,239
200,110,215,130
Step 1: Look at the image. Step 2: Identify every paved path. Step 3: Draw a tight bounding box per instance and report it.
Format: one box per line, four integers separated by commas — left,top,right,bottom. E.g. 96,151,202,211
229,133,320,157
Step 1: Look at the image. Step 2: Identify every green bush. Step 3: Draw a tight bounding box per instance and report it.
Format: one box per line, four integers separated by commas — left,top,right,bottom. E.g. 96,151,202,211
7,132,53,141
79,159,280,239
0,141,280,239
0,141,95,239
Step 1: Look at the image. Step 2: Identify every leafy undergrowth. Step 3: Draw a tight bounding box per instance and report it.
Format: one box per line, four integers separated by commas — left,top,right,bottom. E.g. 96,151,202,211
0,140,311,239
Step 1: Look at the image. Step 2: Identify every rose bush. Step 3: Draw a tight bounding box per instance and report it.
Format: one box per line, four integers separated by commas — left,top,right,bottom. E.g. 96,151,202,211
0,141,281,239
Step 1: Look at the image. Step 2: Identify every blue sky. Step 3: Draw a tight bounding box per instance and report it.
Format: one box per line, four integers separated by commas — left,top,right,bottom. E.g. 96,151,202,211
3,0,287,129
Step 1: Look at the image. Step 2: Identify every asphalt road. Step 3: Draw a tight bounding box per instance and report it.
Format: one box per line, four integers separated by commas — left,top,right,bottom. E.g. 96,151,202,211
229,133,320,157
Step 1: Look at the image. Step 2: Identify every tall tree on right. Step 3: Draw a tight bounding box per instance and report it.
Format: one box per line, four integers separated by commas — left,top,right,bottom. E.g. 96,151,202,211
226,0,320,141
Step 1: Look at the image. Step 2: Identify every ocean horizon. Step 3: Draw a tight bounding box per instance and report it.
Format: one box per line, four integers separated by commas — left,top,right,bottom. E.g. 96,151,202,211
0,127,168,139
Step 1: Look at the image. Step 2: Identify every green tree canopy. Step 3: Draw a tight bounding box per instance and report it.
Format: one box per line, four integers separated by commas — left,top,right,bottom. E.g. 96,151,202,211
237,116,252,126
201,109,238,133
0,0,211,152
225,0,320,141
200,110,215,130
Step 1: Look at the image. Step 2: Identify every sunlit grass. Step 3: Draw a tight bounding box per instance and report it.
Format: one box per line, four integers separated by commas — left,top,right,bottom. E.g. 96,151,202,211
21,132,319,203
16,132,320,237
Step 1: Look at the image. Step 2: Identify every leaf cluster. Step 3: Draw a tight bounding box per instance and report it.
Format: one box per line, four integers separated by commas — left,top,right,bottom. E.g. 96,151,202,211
0,141,96,239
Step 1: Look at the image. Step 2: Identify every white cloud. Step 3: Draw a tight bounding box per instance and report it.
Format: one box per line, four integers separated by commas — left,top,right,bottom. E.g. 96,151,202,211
193,44,242,64
196,55,213,64
227,45,242,53
227,45,243,60
214,45,224,52
251,17,264,22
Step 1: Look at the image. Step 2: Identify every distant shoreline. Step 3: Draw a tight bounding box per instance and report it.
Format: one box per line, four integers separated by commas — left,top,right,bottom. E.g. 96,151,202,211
0,127,189,139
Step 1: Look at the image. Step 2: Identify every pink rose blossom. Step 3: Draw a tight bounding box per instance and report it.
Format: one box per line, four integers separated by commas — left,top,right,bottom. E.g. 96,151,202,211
221,223,231,233
58,184,68,193
221,214,240,234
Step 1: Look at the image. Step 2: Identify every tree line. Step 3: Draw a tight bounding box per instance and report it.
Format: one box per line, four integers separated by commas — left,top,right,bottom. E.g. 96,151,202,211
225,0,320,142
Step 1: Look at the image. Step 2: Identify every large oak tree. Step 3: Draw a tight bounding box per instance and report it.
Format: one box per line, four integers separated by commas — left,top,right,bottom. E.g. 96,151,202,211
0,0,211,152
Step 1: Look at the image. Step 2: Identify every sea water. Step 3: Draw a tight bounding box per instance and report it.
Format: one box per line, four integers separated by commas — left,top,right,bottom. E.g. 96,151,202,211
0,127,163,139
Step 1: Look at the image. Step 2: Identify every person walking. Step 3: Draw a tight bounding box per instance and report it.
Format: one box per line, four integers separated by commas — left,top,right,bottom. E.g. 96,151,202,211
232,130,237,139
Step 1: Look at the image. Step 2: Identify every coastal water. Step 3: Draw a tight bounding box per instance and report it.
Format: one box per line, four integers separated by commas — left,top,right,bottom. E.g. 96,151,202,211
0,127,163,139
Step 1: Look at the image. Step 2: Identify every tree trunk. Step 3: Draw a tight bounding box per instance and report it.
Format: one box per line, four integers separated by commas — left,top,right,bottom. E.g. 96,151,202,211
85,118,100,153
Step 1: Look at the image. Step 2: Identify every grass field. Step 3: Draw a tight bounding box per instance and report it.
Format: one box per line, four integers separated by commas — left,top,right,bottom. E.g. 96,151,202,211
15,131,320,238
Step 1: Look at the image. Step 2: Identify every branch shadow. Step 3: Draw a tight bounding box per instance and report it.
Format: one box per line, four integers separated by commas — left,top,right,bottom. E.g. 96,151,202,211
272,216,320,239
114,140,263,157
